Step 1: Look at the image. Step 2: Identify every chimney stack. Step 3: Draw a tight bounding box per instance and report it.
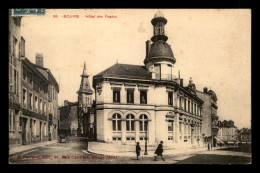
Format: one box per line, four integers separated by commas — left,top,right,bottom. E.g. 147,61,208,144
36,53,44,67
203,87,208,93
180,79,183,86
146,40,151,58
64,100,69,106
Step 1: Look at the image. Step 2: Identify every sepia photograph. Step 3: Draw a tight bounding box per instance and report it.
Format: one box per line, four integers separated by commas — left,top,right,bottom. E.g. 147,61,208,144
8,8,251,164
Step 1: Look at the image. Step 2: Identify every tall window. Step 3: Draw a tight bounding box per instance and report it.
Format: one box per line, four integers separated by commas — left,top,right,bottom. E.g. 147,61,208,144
191,102,193,114
188,100,190,112
167,64,172,80
168,121,174,132
126,114,135,131
179,97,182,108
168,92,173,105
34,96,38,112
179,122,182,133
22,89,27,107
184,98,186,111
29,93,33,110
112,114,121,131
28,72,33,84
139,114,148,131
154,64,161,80
140,90,147,104
13,36,19,58
23,66,26,80
127,89,134,103
195,104,197,115
113,89,120,103
14,69,17,94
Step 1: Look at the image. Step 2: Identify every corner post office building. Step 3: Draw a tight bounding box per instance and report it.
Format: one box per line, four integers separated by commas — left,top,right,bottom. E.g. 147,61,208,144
92,12,206,147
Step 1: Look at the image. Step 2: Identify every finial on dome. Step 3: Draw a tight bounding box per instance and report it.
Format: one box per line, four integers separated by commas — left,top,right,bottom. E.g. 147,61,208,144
189,77,193,83
84,61,86,70
154,11,164,18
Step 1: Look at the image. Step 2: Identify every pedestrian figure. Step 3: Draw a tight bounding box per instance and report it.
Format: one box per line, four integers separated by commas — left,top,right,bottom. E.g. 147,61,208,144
136,142,141,160
154,141,164,161
208,142,210,151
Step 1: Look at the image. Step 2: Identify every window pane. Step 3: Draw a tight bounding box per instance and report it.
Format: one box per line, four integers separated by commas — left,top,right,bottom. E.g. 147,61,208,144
126,121,130,131
168,121,173,131
118,120,121,131
144,121,148,131
140,121,143,131
112,121,116,131
131,120,135,131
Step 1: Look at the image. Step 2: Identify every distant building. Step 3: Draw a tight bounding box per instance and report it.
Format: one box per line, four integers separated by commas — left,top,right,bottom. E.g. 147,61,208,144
217,120,238,142
196,87,219,147
77,62,95,139
238,128,251,142
58,100,78,136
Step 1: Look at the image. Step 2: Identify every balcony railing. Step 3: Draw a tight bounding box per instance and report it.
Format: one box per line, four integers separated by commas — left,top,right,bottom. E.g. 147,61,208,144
155,74,177,81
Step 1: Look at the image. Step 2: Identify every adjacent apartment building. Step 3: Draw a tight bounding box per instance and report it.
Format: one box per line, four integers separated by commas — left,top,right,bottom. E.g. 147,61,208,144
217,120,238,143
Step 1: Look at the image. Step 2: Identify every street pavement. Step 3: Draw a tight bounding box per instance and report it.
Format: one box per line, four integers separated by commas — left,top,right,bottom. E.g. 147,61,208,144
9,136,251,164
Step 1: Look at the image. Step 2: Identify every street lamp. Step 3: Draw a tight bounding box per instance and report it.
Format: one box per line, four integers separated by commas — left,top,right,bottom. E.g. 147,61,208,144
144,119,148,155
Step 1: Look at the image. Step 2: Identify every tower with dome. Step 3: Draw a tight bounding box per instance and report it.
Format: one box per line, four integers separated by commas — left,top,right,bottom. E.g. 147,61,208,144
90,11,209,147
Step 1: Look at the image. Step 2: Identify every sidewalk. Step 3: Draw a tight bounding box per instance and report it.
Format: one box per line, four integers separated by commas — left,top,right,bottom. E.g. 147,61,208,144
9,140,58,156
84,142,223,157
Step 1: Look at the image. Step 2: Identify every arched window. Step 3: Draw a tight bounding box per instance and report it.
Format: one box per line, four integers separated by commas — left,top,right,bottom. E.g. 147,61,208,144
126,114,135,131
139,114,148,132
112,114,121,131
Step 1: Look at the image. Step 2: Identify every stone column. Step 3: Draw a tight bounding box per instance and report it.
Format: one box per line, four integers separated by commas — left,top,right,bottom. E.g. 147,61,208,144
181,121,184,143
121,119,126,143
135,119,140,142
175,113,179,143
148,120,152,144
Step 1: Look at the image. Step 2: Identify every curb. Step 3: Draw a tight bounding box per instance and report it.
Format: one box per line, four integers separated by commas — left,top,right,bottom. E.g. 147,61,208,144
9,141,58,157
83,147,212,157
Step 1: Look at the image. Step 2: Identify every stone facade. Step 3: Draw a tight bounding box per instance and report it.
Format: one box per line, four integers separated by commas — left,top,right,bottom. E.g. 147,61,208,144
9,13,23,146
196,88,219,147
92,12,205,147
9,13,59,146
217,120,238,142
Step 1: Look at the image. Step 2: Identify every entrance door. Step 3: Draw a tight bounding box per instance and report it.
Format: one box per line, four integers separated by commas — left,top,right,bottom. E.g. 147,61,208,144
22,118,27,145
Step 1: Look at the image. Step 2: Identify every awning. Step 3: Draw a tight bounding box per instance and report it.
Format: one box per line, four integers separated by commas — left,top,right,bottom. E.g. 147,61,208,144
214,136,224,144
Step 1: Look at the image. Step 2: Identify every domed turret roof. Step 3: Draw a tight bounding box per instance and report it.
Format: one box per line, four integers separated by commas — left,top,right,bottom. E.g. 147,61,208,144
144,40,175,64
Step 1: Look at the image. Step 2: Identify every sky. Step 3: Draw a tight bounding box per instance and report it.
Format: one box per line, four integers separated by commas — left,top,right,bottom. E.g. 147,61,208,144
20,9,251,129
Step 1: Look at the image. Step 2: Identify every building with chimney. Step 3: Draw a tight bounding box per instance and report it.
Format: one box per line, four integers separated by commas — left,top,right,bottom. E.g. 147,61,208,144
196,87,219,147
33,54,60,141
58,100,78,136
92,11,206,147
217,120,238,143
18,53,59,145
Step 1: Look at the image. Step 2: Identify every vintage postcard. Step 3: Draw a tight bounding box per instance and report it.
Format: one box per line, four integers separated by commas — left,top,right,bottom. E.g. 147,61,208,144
8,9,251,164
